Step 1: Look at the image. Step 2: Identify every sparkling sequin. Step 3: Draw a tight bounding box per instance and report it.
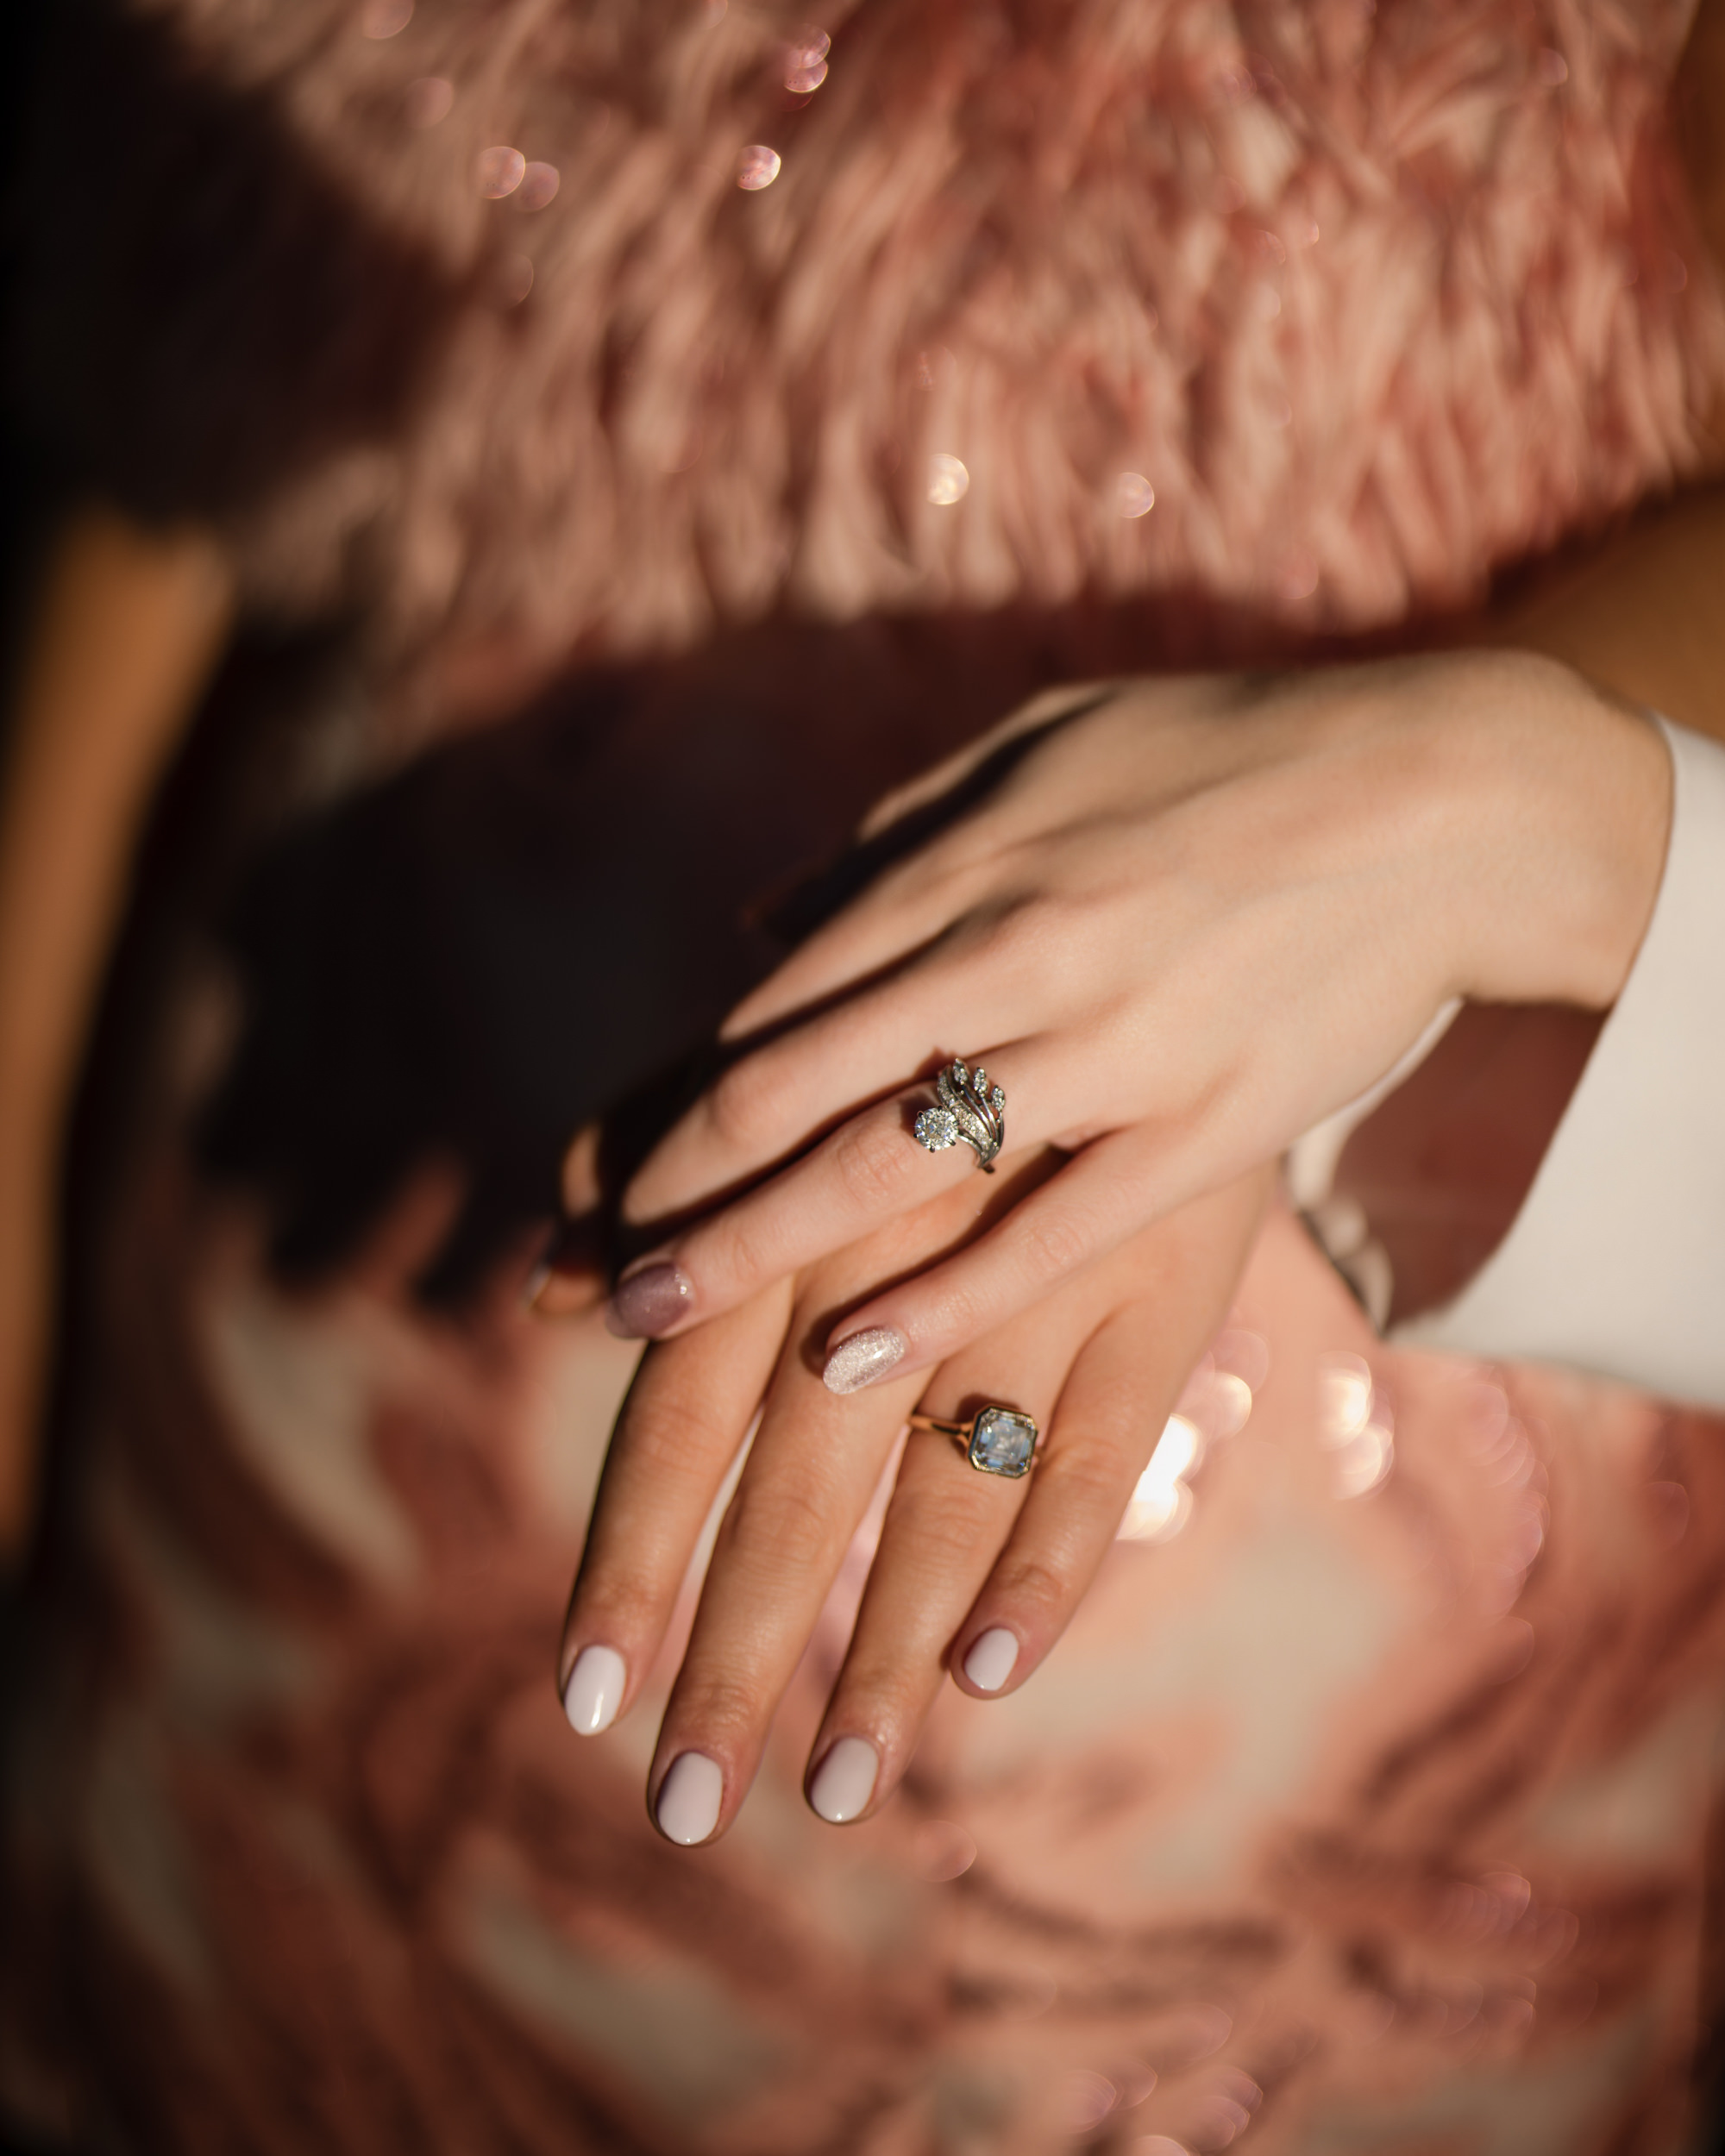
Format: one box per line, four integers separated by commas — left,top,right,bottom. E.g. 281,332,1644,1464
405,75,453,126
517,160,561,211
476,146,526,198
361,0,412,38
927,453,969,505
1117,472,1155,517
737,144,782,191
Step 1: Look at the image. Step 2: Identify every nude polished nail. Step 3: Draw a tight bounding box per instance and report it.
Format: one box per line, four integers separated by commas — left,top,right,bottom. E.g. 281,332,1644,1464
822,1326,907,1395
656,1752,724,1845
605,1261,694,1339
963,1627,1019,1693
561,1645,625,1736
808,1737,879,1823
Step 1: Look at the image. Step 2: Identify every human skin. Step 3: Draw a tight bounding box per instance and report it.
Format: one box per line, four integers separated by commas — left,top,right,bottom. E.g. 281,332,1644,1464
559,1145,1272,1845
603,651,1672,1384
559,481,1725,1844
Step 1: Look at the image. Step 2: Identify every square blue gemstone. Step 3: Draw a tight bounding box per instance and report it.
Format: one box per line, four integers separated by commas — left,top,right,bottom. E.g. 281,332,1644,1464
969,1407,1038,1478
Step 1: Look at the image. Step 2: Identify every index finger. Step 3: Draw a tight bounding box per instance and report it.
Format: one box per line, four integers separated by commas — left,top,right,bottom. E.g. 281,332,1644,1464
605,1039,1095,1344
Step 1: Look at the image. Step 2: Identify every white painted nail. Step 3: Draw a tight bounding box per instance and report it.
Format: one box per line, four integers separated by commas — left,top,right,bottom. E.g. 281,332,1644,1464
822,1326,907,1395
656,1752,724,1845
963,1627,1019,1693
808,1736,879,1823
561,1645,626,1736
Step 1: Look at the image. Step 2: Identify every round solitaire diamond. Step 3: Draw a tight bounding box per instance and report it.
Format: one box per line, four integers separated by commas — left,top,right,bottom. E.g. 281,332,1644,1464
916,1106,960,1152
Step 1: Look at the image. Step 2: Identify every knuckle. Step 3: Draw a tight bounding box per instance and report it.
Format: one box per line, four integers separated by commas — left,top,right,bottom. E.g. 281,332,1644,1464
990,1551,1072,1626
968,893,1045,970
717,1472,842,1580
1019,1205,1094,1283
706,1055,788,1156
830,1116,913,1217
671,1668,767,1747
693,1204,781,1298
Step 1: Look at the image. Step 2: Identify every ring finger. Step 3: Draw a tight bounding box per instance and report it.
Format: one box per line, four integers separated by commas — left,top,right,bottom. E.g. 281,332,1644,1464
799,1278,1104,1825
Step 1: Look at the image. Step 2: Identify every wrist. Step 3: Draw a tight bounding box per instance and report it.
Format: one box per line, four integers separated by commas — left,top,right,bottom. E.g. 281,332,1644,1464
1431,652,1672,1012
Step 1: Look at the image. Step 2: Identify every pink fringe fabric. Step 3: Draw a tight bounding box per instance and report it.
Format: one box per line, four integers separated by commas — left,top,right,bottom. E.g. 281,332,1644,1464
112,0,1725,677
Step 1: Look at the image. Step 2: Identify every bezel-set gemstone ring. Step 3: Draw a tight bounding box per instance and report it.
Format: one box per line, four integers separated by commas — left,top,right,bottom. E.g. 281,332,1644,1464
906,1403,1040,1479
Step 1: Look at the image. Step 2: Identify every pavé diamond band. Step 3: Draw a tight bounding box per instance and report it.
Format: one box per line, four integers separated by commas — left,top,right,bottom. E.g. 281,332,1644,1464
906,1403,1039,1479
913,1058,1006,1172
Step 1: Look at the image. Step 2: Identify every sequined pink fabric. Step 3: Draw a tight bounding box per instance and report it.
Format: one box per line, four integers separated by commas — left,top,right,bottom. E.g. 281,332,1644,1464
22,0,1725,697
7,1158,1723,2152
7,3,1725,2148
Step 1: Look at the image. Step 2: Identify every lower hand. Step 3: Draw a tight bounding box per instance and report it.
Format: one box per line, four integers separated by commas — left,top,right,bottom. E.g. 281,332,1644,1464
557,1156,1271,1844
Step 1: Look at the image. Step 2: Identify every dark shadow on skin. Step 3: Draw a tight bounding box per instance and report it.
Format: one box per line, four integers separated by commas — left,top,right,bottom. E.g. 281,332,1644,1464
187,611,1271,1303
758,688,1117,949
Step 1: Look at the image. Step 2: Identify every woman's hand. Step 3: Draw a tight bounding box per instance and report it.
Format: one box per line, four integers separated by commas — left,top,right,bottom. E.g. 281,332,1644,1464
593,654,1669,1390
558,1156,1271,1845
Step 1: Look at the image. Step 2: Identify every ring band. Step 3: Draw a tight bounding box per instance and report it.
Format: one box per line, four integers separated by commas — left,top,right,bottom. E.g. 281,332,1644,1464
913,1058,1006,1173
907,1402,1039,1478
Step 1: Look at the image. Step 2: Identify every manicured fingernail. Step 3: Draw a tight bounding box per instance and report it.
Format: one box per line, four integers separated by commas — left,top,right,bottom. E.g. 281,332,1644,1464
822,1326,908,1395
963,1627,1019,1693
561,1645,626,1736
808,1736,879,1824
605,1261,694,1339
656,1752,724,1845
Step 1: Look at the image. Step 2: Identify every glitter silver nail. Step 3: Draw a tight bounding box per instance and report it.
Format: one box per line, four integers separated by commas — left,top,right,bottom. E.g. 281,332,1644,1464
822,1326,907,1395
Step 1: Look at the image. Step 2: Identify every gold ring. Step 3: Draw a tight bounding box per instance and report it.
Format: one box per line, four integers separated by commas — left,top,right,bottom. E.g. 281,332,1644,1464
906,1402,1039,1479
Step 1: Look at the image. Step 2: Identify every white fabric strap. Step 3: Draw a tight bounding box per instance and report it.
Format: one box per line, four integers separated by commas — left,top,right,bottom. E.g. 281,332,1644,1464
1394,714,1725,1407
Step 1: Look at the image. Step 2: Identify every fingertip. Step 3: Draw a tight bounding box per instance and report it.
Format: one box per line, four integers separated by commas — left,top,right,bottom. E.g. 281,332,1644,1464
561,1644,627,1736
806,1735,881,1824
654,1751,725,1846
958,1626,1021,1695
605,1260,695,1339
822,1326,909,1394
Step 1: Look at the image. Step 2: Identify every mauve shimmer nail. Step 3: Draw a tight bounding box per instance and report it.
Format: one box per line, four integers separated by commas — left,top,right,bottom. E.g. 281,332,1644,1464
822,1326,907,1394
605,1262,694,1338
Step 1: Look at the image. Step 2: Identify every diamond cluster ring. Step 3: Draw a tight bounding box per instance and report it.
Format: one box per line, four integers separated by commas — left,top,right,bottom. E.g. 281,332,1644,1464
913,1058,1006,1173
906,1404,1039,1479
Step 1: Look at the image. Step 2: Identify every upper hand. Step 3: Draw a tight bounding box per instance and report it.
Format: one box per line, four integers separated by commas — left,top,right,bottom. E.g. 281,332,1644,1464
589,654,1668,1390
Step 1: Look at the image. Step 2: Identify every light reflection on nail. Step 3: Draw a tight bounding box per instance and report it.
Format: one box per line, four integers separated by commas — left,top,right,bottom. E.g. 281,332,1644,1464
822,1326,906,1394
405,74,453,125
